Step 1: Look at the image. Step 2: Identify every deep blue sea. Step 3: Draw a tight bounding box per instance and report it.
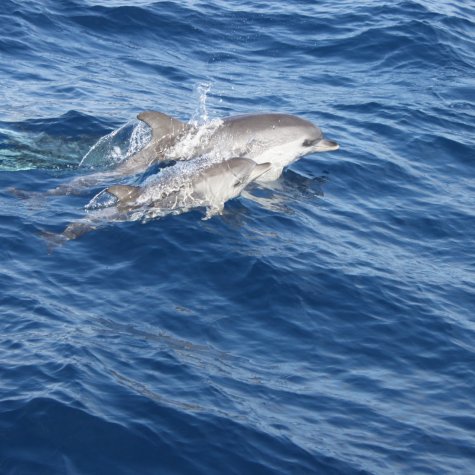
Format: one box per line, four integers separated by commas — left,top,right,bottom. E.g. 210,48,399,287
1,0,475,473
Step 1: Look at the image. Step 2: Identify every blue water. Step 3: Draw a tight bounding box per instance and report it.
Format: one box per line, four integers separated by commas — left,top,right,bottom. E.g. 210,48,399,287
1,0,475,473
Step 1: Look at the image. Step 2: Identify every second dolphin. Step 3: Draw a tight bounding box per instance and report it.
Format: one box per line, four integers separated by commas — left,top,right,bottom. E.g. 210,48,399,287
46,157,271,242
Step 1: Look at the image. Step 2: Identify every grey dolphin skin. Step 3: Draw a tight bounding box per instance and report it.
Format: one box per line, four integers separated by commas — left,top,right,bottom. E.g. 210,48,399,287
128,111,339,181
45,157,271,244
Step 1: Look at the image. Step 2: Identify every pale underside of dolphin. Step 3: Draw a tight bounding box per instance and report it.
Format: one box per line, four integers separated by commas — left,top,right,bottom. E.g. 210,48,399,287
44,157,271,244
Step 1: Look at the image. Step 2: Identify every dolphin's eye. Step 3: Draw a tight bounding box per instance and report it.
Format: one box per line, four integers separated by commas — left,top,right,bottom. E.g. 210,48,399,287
233,180,242,188
303,139,317,147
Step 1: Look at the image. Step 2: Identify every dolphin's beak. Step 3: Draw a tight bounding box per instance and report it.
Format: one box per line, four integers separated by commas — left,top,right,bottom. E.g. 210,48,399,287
314,138,339,152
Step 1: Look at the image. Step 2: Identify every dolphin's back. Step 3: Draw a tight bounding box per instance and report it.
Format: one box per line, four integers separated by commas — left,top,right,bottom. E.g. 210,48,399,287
137,111,191,141
222,113,322,141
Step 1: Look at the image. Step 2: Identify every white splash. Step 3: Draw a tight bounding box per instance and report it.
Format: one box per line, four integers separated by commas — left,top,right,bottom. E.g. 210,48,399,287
79,81,226,180
190,82,212,125
198,82,211,123
79,120,151,169
165,118,223,161
79,124,123,168
127,120,151,157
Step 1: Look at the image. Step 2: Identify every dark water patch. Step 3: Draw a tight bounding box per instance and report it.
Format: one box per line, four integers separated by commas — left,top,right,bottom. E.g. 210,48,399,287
0,113,115,171
0,396,362,475
3,111,113,137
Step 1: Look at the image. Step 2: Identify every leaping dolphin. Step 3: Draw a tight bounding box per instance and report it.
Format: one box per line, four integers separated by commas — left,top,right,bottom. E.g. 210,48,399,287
43,157,271,243
125,111,339,181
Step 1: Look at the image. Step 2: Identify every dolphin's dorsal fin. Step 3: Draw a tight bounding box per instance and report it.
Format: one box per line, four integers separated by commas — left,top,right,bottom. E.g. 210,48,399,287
106,185,141,202
137,111,192,141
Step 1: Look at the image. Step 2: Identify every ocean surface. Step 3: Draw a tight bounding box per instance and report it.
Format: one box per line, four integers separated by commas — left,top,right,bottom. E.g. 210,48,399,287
1,0,475,473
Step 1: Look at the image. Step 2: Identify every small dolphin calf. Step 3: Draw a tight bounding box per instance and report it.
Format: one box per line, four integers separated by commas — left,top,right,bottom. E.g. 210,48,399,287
45,157,271,243
104,156,271,218
124,111,339,181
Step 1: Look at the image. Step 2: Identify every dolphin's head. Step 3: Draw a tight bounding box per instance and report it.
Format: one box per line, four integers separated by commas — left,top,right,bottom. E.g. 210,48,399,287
196,158,271,203
297,119,339,155
227,157,272,187
266,114,339,158
227,114,339,162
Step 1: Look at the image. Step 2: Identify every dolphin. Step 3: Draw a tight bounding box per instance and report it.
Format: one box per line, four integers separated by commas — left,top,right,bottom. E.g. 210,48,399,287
128,111,339,181
43,157,271,244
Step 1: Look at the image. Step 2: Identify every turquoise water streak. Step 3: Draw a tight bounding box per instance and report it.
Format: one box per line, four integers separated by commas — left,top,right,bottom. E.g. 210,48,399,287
1,1,475,473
